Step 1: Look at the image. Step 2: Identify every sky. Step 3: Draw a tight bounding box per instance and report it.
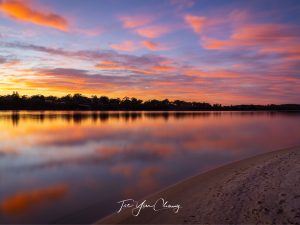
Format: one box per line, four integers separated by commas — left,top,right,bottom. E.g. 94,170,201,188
0,0,300,104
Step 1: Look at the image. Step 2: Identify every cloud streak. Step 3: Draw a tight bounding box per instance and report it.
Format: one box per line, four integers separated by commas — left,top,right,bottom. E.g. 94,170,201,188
1,41,171,69
119,15,154,28
135,25,173,38
110,40,138,52
141,40,168,51
0,0,68,31
201,23,300,63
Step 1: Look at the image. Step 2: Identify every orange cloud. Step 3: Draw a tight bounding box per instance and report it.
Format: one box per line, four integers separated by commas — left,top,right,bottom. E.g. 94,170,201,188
110,40,138,52
96,60,120,68
95,61,123,70
184,69,239,78
0,0,68,31
141,40,168,51
184,14,206,33
135,25,171,38
0,184,68,215
201,37,228,49
150,65,176,72
120,15,153,28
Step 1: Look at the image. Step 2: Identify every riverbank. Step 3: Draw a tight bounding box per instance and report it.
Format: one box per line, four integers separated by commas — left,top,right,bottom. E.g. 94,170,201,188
96,146,300,224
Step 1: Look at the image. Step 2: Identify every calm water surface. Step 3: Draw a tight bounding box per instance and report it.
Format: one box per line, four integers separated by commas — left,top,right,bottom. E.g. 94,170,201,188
0,111,300,224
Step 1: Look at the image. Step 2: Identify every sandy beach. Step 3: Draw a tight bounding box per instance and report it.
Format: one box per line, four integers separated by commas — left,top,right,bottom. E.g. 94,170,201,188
96,146,300,224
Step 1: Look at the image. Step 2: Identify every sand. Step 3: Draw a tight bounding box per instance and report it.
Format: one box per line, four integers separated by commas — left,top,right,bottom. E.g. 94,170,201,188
95,146,300,224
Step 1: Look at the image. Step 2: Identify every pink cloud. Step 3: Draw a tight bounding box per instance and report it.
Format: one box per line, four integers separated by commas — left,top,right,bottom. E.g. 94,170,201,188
119,15,154,28
110,40,139,52
201,23,300,59
184,14,206,33
141,40,168,51
135,25,172,38
231,24,291,42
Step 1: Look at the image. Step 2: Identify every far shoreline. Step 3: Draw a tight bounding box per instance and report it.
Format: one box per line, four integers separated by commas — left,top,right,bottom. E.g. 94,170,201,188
1,92,300,111
1,109,300,112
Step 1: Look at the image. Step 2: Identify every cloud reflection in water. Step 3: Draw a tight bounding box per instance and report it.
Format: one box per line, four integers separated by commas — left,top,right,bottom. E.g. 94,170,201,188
0,111,300,223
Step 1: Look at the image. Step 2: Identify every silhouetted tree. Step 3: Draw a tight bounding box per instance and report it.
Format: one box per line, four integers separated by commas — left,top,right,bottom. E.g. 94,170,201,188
0,92,299,111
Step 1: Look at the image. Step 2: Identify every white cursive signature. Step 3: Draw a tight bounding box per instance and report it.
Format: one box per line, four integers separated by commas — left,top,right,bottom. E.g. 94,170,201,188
117,198,181,216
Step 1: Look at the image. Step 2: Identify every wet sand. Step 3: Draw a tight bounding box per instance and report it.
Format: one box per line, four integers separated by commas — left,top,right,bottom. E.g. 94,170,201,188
96,146,300,224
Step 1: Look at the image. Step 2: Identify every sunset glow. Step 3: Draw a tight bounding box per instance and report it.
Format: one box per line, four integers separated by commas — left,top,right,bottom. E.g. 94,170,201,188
0,0,300,104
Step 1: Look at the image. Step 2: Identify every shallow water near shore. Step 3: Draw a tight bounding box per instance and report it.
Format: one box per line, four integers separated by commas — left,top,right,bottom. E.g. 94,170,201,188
1,111,300,224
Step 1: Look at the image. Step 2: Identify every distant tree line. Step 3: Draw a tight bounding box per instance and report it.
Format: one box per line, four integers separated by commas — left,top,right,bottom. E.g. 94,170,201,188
0,92,299,111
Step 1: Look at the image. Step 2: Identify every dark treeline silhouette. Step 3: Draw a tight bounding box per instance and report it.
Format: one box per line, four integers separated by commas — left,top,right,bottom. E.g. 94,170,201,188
0,92,299,111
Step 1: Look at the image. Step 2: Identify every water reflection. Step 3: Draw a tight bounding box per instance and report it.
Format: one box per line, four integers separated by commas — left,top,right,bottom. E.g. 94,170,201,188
1,111,299,127
1,184,68,216
0,111,300,224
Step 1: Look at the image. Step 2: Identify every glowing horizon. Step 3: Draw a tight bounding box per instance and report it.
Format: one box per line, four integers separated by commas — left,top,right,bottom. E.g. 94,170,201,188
0,0,300,104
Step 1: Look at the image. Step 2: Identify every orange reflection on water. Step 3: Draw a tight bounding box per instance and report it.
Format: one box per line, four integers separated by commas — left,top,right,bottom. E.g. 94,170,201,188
1,111,300,224
0,184,68,215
